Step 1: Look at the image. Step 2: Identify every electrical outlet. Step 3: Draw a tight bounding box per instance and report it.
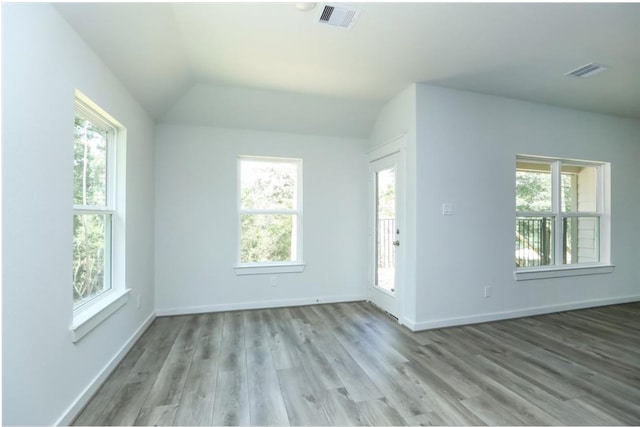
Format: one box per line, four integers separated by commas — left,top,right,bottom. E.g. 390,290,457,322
484,286,492,298
270,276,277,287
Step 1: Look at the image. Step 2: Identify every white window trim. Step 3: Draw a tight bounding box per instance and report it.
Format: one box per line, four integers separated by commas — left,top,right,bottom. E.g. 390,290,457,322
235,156,305,275
515,155,612,280
71,90,127,341
515,264,615,281
234,263,306,275
70,288,130,342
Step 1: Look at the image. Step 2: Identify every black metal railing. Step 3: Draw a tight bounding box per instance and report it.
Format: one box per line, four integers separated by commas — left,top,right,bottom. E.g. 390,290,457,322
377,218,395,268
517,216,599,266
515,217,552,267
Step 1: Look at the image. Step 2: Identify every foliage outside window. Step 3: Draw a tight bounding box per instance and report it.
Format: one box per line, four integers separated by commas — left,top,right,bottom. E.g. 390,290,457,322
516,156,604,268
239,157,302,264
73,99,116,307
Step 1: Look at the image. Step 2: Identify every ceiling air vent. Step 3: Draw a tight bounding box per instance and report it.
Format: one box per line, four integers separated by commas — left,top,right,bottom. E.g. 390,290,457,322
317,3,360,29
565,63,608,78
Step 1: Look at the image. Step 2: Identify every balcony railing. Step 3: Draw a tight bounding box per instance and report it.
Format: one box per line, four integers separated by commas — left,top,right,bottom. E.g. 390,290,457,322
517,216,598,267
377,218,395,268
515,216,552,267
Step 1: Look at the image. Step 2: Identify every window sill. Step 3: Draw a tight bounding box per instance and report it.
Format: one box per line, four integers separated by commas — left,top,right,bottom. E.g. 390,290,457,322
514,264,615,281
71,289,130,343
234,263,306,276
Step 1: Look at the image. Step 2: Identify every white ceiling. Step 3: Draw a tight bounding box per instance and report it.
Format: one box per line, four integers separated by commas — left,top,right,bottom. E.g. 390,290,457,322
55,2,640,137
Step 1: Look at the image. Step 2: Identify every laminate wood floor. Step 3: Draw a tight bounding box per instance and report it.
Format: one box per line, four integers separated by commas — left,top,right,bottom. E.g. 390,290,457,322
73,301,640,426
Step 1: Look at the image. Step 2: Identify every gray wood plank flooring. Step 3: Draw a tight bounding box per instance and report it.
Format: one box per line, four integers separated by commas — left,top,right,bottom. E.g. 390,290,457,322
73,301,640,426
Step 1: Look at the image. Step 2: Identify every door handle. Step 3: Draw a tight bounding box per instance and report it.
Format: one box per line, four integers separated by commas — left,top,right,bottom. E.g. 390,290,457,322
393,240,400,247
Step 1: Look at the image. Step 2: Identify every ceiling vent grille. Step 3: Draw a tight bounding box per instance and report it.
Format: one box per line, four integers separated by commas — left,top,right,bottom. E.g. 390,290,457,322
317,3,360,29
565,63,608,78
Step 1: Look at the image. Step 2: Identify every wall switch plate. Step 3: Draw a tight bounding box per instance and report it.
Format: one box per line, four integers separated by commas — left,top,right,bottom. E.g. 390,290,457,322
442,203,454,215
136,295,141,308
484,286,492,298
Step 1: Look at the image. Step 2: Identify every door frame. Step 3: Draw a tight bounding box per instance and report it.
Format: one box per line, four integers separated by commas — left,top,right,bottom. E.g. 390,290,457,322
367,135,406,324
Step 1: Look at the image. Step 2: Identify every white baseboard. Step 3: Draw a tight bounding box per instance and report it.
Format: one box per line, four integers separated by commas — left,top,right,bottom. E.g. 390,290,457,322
55,312,156,426
156,294,366,317
404,294,640,331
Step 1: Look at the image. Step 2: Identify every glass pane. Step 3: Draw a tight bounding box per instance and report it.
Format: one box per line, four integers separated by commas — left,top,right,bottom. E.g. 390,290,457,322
241,214,296,263
562,164,598,213
240,160,297,210
376,167,395,292
515,216,555,267
516,161,552,212
563,217,600,264
74,116,108,207
73,214,110,305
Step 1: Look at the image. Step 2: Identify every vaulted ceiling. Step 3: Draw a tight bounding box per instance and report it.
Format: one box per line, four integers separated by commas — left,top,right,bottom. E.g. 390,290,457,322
55,2,640,137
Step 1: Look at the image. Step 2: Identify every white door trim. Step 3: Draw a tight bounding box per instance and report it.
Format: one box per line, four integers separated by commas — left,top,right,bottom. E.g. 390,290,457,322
367,134,407,162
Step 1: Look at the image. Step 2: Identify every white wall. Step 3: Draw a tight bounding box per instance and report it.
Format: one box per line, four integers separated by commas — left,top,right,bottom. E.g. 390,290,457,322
368,84,416,153
412,84,640,329
155,125,368,314
162,83,384,139
2,4,156,425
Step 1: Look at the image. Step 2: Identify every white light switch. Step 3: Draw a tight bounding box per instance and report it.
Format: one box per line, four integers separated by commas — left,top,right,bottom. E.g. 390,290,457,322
442,203,454,215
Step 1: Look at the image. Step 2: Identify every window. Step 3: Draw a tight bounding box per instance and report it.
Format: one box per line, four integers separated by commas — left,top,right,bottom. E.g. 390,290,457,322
515,156,611,277
71,93,128,342
236,156,304,274
74,99,116,307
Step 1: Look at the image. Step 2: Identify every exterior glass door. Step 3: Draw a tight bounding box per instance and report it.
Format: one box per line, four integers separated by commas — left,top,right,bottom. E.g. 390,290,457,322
376,166,396,293
369,148,403,320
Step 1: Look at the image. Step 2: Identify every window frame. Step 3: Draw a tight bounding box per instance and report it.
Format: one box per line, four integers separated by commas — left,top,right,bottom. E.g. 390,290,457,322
73,99,117,309
71,91,129,342
234,156,305,275
514,155,613,281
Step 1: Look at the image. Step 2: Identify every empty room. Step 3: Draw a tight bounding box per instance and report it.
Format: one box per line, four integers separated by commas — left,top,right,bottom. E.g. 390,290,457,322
2,2,640,426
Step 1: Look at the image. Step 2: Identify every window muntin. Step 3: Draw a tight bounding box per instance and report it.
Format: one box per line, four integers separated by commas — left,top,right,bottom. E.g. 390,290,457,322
238,157,302,265
73,99,116,308
516,156,604,269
